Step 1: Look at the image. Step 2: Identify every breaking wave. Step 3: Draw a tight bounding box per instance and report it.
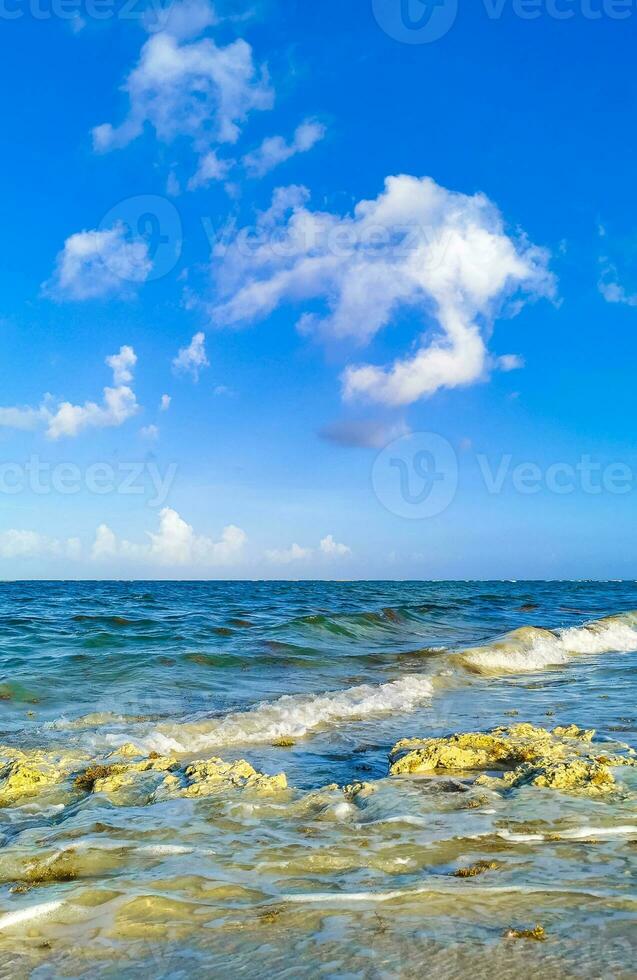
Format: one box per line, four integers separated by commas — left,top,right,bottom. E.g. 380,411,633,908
65,609,637,755
144,674,436,753
457,611,637,674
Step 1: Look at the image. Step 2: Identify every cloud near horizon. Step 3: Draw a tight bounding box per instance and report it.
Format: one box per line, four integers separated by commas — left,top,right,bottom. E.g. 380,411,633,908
212,175,555,406
0,530,81,560
92,507,247,567
266,534,351,564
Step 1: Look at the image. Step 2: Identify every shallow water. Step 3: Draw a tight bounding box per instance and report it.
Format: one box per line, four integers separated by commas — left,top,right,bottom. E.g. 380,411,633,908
0,581,635,978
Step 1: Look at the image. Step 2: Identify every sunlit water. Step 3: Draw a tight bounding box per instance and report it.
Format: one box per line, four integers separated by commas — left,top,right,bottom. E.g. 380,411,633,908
0,581,635,978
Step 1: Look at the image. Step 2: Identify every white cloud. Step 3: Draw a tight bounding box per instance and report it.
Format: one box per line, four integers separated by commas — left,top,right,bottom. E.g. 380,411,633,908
47,386,139,440
266,535,352,563
0,405,50,431
46,225,152,301
212,175,554,406
145,0,218,41
0,346,140,440
173,331,209,379
243,119,326,177
91,524,118,561
188,150,233,190
598,258,637,307
497,353,524,372
92,508,247,567
0,530,80,560
106,345,137,384
160,394,172,411
265,543,312,564
140,424,160,440
319,534,351,557
91,0,272,185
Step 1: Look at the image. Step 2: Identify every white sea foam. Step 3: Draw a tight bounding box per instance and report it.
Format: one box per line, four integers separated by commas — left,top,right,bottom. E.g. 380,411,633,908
281,883,637,905
143,674,435,752
458,611,637,674
136,844,195,856
558,825,637,840
498,825,637,842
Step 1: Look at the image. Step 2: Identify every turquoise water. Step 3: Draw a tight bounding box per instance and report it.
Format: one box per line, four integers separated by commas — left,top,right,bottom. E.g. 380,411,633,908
0,581,636,978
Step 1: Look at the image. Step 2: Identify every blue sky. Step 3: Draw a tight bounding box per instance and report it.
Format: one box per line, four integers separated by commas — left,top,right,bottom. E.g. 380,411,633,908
0,0,636,579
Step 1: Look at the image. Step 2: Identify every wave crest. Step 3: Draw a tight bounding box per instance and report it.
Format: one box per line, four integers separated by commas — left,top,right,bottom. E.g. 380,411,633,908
458,612,637,674
146,674,436,752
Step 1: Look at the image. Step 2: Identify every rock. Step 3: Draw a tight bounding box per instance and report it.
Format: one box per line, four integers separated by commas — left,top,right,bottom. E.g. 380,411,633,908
161,757,288,798
0,760,63,803
390,722,633,796
505,924,548,941
453,860,500,878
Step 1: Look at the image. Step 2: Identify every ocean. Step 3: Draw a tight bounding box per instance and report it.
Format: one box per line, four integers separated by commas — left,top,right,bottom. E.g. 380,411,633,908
0,580,635,978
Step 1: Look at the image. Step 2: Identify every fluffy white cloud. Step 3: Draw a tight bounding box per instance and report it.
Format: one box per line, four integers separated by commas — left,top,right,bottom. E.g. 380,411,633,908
212,175,554,406
266,535,352,563
319,534,351,557
47,386,139,440
0,346,140,439
243,119,326,177
92,0,272,184
106,345,137,384
140,424,160,440
172,331,209,379
188,149,233,190
0,530,80,560
92,524,117,560
92,508,247,567
265,543,312,564
46,225,152,300
160,394,172,411
497,353,524,372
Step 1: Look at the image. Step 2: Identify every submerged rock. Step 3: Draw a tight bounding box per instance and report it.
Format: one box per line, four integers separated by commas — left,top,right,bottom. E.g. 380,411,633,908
453,860,500,878
390,723,633,796
505,924,548,942
341,782,376,800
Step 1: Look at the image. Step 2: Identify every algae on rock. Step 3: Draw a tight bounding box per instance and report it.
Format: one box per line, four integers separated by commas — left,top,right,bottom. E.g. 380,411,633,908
158,757,287,798
390,722,634,796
